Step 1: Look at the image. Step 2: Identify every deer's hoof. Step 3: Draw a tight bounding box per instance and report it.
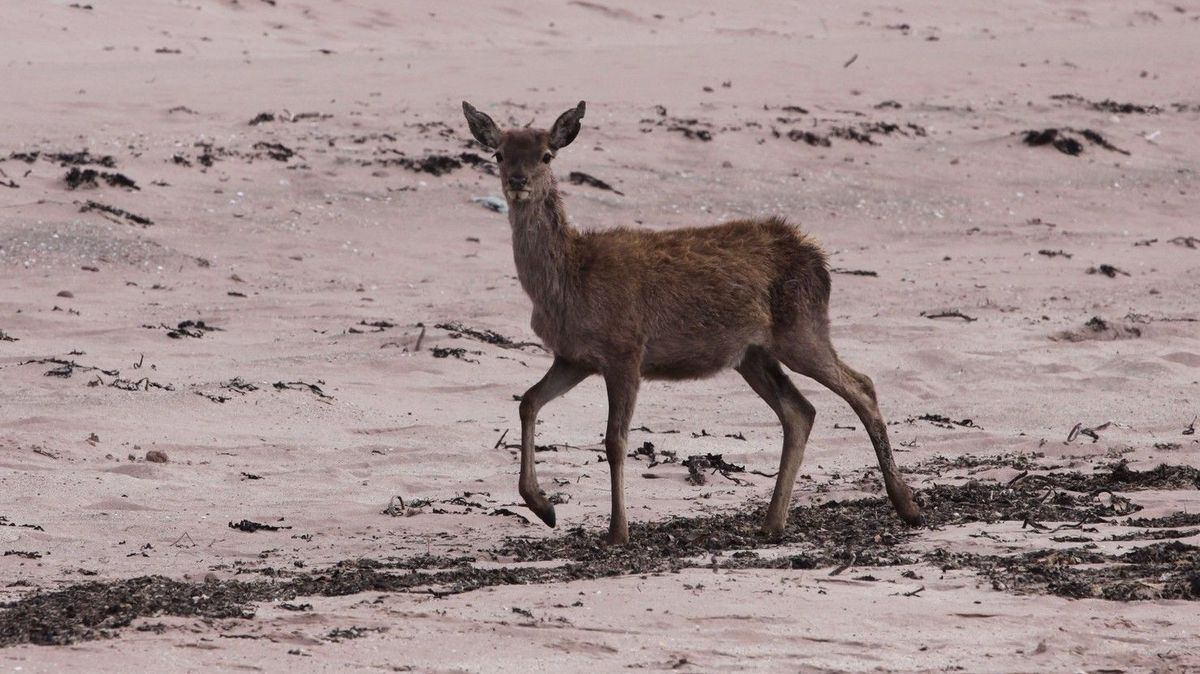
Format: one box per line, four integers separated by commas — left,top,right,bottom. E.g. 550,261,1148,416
528,502,556,528
603,527,629,546
760,522,785,541
898,503,924,527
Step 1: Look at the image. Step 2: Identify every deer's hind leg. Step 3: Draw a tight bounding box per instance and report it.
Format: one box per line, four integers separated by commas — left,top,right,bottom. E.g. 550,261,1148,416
518,357,590,528
773,325,922,526
736,346,816,538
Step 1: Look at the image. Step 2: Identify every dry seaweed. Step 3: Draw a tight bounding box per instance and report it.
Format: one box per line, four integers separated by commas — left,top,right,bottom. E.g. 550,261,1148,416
1124,513,1200,528
1022,128,1129,156
1050,94,1162,115
1018,461,1200,492
567,171,624,195
629,441,678,468
907,413,981,430
434,321,541,350
228,520,291,533
683,453,747,486
921,310,977,322
272,381,332,400
1087,264,1129,278
905,452,1044,476
6,467,1200,648
431,346,479,363
1052,316,1141,342
929,542,1199,601
252,142,298,162
79,200,153,226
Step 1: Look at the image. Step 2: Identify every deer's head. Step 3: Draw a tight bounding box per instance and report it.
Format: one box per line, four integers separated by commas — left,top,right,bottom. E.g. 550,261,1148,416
462,101,585,204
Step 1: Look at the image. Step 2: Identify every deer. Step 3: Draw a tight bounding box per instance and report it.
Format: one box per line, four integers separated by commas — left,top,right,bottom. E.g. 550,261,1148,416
461,100,922,545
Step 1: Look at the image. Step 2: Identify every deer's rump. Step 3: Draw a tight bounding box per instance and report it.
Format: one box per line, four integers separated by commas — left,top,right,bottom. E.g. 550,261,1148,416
568,217,830,380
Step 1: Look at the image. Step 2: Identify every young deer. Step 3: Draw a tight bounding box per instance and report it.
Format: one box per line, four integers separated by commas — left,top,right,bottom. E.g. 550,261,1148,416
462,100,922,545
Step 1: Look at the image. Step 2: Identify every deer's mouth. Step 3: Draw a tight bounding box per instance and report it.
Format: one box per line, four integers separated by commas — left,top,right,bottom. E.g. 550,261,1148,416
507,189,531,202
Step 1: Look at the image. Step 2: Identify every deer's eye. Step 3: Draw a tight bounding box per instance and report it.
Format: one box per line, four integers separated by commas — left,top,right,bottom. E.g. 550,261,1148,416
542,152,553,164
493,152,503,163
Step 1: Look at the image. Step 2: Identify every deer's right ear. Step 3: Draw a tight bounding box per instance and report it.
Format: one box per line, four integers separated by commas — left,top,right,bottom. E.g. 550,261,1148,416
462,101,501,149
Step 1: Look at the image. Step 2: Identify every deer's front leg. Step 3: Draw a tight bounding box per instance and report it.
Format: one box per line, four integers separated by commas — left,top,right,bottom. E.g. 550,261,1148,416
602,365,640,545
518,357,589,528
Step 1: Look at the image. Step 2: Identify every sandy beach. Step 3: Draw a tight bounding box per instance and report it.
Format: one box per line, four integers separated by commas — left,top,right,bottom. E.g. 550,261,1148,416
1,1,1199,672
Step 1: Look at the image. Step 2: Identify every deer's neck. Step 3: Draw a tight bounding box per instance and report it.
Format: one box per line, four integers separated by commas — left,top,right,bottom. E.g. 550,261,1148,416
508,183,576,312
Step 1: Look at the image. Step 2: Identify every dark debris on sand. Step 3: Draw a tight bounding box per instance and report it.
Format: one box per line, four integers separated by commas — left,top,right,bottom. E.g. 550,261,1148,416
567,171,624,195
907,413,981,430
1017,461,1200,492
1053,316,1142,342
431,346,480,363
637,113,715,142
1050,94,1162,115
682,453,747,486
363,151,494,176
1087,263,1130,278
5,149,116,168
143,320,222,339
929,541,1200,601
4,464,1199,648
434,321,541,350
776,121,926,147
272,380,332,400
228,520,291,533
904,451,1044,476
79,200,153,227
252,141,299,162
1022,128,1130,156
64,168,139,191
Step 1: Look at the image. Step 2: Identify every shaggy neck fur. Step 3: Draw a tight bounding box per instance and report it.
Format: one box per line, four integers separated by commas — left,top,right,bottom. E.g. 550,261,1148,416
508,177,577,314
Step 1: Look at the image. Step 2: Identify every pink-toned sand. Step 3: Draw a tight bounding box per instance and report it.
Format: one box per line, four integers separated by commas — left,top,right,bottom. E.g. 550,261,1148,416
2,1,1199,671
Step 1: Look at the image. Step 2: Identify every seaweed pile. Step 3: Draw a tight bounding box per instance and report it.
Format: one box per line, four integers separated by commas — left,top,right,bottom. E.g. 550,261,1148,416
2,462,1197,647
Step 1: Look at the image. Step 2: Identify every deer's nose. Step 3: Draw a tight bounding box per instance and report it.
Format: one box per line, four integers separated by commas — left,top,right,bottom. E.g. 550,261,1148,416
507,174,528,190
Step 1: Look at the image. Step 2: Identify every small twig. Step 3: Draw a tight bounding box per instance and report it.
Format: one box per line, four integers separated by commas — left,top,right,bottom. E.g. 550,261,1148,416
493,429,509,449
1066,422,1100,443
843,53,859,68
414,324,426,352
830,267,877,277
383,496,405,516
829,552,857,576
170,532,196,548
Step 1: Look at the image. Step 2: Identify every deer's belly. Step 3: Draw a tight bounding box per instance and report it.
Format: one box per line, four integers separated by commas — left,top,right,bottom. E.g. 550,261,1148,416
641,336,758,381
532,309,764,380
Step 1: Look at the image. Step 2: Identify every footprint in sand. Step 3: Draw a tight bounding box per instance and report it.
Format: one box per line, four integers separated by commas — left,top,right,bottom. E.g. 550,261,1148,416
1163,352,1200,368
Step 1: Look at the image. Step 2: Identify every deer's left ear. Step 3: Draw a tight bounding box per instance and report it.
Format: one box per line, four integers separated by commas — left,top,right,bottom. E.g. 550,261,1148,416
548,101,586,150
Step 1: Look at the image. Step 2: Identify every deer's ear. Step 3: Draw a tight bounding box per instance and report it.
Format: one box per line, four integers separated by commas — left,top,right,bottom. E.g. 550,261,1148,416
548,101,586,150
462,101,501,148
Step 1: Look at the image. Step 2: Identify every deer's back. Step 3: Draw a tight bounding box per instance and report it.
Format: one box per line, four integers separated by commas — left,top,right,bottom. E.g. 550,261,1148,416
552,217,829,379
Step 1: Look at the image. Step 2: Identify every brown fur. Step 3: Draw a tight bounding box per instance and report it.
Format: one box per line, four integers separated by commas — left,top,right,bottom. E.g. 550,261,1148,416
462,101,921,544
